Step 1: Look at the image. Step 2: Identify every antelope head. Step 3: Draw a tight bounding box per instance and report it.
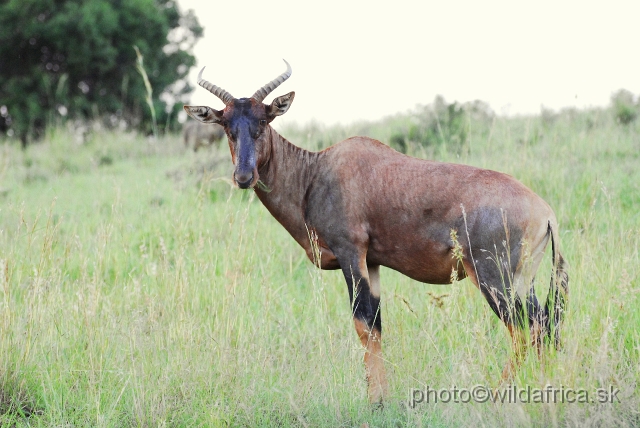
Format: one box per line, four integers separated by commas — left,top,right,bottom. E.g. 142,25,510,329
183,60,295,189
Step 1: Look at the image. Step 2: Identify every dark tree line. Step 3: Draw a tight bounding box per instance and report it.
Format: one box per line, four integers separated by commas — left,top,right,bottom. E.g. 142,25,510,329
0,0,202,146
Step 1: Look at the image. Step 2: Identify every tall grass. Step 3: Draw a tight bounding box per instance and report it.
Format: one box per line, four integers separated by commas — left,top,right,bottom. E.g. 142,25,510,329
0,109,638,426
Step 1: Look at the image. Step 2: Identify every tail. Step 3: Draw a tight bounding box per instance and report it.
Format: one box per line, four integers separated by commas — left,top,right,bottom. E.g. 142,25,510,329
544,221,569,349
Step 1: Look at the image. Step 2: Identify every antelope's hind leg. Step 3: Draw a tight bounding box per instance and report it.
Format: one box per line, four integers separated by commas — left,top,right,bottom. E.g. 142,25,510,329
342,260,388,404
461,255,544,383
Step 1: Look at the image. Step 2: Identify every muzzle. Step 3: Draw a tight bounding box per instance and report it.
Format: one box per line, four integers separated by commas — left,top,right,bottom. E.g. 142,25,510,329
234,166,259,189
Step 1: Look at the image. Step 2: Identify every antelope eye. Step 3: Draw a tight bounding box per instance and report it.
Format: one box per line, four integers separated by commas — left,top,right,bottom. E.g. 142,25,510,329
259,120,267,126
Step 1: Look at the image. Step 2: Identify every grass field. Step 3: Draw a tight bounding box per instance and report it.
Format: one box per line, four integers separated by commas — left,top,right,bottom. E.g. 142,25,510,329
0,108,639,426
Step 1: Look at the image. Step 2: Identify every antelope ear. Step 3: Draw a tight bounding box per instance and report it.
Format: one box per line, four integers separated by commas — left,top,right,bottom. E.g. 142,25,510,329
266,92,295,122
183,105,224,124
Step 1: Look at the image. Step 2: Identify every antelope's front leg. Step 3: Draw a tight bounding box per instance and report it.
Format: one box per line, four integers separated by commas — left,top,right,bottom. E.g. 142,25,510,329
344,262,388,404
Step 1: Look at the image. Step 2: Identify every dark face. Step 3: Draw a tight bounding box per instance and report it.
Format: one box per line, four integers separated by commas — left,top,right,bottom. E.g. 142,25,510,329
221,98,269,188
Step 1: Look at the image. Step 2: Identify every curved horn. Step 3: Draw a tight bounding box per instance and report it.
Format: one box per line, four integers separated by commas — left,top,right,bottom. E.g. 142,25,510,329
251,59,292,103
197,67,235,105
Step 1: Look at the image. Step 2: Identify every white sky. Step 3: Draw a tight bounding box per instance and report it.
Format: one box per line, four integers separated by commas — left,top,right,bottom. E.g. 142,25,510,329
178,0,640,126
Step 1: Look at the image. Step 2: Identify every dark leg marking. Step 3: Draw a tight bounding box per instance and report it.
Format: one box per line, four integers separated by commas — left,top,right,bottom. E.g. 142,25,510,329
341,261,387,404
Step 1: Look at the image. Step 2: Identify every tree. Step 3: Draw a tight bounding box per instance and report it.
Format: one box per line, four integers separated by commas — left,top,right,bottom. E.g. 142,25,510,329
0,0,202,146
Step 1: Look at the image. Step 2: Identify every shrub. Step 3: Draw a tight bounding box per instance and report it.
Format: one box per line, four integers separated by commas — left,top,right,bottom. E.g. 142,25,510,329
611,89,638,125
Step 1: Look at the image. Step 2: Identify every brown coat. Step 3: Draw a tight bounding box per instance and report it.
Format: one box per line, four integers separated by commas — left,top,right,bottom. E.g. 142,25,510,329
184,61,568,404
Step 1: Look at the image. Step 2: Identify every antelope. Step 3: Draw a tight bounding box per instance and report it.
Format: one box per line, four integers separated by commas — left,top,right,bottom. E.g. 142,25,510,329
184,61,568,404
182,119,225,151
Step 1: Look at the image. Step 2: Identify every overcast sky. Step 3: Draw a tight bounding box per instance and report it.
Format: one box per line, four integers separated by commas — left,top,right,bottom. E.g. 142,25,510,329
177,0,639,126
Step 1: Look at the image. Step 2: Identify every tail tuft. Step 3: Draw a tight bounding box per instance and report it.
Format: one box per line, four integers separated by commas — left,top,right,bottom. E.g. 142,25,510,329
544,223,569,350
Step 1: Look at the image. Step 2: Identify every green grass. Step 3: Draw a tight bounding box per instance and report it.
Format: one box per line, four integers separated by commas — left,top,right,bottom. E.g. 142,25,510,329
0,110,639,426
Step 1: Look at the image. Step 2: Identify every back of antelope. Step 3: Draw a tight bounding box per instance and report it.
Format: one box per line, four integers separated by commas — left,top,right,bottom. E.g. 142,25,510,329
182,120,225,151
184,60,569,405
